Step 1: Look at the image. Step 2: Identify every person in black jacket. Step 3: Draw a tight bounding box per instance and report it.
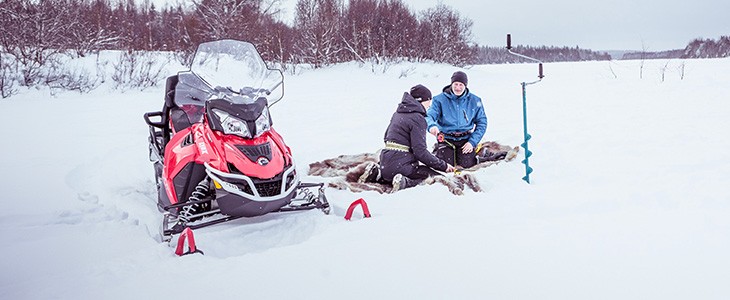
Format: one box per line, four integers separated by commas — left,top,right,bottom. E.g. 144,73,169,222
359,84,455,192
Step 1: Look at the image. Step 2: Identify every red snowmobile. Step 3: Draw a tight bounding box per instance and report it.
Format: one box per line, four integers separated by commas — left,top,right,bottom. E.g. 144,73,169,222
144,40,329,242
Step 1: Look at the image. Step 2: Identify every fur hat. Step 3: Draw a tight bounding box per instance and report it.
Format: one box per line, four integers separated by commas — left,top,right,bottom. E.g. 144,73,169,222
409,84,432,102
451,71,468,86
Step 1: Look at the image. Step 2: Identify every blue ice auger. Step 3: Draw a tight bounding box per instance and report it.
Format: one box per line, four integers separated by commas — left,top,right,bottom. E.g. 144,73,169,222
506,34,544,184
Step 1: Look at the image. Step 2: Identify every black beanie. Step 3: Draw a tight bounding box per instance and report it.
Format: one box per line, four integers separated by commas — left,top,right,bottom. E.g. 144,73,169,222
451,71,468,86
409,84,432,102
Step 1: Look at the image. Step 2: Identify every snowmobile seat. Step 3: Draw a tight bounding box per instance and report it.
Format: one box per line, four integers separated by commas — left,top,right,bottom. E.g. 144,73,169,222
169,108,193,132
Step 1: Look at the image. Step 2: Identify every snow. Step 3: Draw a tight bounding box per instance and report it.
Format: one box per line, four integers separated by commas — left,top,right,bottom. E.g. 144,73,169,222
1,55,730,299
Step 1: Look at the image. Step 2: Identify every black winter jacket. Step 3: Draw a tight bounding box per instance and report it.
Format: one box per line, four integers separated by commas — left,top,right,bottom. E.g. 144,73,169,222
380,92,448,181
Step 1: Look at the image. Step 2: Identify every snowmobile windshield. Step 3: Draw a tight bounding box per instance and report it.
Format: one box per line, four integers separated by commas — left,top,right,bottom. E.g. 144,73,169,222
174,40,284,108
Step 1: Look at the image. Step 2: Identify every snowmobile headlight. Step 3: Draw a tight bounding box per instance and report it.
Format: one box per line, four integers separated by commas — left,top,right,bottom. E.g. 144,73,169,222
213,109,251,138
254,106,271,137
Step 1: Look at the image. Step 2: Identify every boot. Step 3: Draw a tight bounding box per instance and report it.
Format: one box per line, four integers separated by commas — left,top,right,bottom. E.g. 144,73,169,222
478,150,508,163
391,174,416,193
358,162,381,183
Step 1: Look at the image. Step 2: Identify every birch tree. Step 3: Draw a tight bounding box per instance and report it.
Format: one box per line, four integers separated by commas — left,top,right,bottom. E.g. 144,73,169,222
293,0,343,68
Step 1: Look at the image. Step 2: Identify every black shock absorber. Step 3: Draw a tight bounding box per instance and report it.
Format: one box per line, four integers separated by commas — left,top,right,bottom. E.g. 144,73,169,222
179,178,211,222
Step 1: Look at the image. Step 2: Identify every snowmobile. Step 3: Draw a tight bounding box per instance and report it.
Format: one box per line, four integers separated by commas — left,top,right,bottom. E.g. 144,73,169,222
144,40,330,242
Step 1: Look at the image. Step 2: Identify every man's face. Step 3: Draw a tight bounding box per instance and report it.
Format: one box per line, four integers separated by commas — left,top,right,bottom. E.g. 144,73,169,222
420,99,432,110
451,82,465,96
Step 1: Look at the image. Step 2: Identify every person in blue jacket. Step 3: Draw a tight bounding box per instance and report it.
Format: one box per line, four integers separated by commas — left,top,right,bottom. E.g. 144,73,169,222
359,84,454,192
426,71,488,168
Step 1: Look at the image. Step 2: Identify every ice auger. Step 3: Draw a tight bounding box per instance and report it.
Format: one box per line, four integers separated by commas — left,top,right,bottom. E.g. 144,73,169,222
506,34,544,184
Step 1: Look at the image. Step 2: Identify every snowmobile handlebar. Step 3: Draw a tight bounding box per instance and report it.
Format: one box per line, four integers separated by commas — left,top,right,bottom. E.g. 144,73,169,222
214,86,271,97
144,111,165,128
211,80,284,105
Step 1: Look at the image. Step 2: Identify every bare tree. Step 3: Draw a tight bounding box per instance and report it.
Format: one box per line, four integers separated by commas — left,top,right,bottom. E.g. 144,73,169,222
163,5,197,65
0,0,77,85
42,59,102,95
375,0,417,62
257,19,296,69
659,60,671,82
112,51,167,91
192,0,263,41
607,60,618,79
293,0,343,68
639,40,647,79
69,0,122,56
417,4,474,66
0,54,18,98
677,60,686,80
341,0,377,63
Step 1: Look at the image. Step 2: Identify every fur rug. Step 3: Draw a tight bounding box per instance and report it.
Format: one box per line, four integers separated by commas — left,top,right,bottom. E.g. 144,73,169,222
308,141,519,195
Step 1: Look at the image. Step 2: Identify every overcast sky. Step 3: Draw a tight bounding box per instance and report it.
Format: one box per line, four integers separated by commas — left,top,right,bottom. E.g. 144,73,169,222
154,0,729,51
272,0,730,51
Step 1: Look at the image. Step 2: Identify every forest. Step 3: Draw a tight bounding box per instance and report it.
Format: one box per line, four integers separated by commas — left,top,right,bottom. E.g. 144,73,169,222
1,0,727,98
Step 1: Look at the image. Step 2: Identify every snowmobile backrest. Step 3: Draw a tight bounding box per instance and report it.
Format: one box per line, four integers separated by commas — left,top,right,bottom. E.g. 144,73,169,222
164,75,179,110
158,75,179,148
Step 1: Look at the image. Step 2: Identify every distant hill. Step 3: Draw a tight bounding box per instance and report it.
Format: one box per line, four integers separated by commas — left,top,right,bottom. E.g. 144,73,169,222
484,36,730,63
602,50,637,60
473,45,611,64
616,36,730,60
620,49,684,60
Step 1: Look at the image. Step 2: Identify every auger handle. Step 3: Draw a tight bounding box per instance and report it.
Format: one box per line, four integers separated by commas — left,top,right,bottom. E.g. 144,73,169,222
507,34,545,80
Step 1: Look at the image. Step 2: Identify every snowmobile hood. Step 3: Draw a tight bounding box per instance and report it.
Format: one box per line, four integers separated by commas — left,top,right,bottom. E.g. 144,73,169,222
396,92,426,116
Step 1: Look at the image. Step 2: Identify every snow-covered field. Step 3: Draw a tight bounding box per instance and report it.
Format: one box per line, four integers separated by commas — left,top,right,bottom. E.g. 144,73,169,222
1,55,729,299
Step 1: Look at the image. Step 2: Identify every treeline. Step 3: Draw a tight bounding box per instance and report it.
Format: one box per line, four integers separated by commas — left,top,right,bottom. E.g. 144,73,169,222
621,50,684,60
473,45,611,64
621,36,730,60
1,0,618,68
5,0,722,98
0,0,475,67
682,36,730,58
0,0,483,97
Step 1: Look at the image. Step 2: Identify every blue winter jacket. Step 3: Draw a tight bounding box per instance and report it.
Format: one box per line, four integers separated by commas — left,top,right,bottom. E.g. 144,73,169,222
426,85,488,147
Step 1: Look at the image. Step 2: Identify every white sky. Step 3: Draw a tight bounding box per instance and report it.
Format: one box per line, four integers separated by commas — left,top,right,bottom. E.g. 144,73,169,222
153,0,729,51
273,0,730,51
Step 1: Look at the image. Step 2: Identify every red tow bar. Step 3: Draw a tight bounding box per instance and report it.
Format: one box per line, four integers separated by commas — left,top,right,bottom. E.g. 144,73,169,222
344,198,371,220
175,227,204,256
